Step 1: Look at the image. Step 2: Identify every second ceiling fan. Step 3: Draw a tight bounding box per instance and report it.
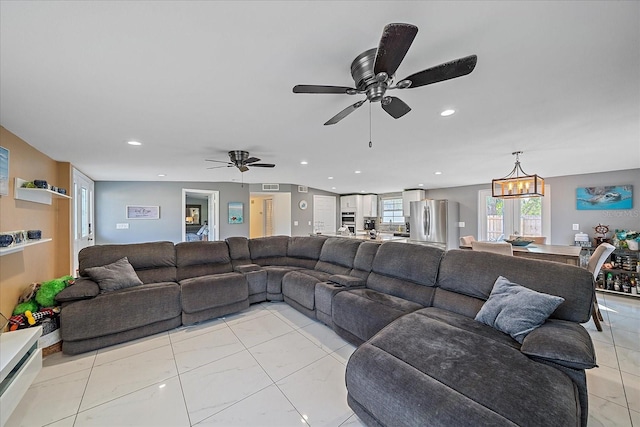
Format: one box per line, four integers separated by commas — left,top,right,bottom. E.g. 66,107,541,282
293,23,477,125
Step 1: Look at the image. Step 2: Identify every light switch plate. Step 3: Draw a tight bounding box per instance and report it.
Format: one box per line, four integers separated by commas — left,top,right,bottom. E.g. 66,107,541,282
572,224,580,230
294,221,299,226
116,223,129,229
458,222,465,227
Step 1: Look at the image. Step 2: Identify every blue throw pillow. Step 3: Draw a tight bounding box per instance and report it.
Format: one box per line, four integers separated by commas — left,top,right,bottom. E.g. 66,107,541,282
475,276,565,343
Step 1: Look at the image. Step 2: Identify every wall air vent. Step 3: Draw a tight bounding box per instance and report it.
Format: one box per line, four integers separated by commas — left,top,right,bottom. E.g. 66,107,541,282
298,186,308,193
262,184,280,191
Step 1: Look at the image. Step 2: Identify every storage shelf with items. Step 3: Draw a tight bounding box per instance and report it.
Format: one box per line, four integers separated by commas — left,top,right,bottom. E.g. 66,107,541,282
0,238,52,256
14,178,72,205
595,249,640,298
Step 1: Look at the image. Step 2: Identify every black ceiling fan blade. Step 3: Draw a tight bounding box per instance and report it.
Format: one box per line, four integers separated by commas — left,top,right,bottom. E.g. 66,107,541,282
250,163,276,168
381,97,411,119
324,100,366,125
399,55,477,89
293,85,356,94
374,23,418,78
244,157,261,164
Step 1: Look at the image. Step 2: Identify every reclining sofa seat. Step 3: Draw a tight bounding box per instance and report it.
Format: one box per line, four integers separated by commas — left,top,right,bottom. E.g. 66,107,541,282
314,241,381,328
281,238,363,318
59,241,182,355
346,249,596,427
332,242,444,345
176,241,249,325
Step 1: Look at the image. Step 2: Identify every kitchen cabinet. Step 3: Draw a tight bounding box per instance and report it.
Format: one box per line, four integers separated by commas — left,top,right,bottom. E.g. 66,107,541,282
340,195,361,211
402,190,425,216
362,194,378,217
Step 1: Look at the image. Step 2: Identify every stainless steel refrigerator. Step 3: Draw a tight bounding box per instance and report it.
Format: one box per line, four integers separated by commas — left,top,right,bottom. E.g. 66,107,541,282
409,199,459,249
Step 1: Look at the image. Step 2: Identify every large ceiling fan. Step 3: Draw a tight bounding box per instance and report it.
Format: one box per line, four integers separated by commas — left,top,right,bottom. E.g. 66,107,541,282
293,23,477,125
206,150,275,173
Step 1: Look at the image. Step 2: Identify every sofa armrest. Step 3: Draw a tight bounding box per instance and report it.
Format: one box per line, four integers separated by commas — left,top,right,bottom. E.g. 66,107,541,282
55,277,100,302
520,319,596,369
234,264,262,273
328,275,365,288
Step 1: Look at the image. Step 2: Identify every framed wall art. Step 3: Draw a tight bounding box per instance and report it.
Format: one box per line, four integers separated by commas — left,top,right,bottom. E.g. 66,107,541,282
576,185,633,210
126,205,160,219
228,202,243,224
0,146,9,196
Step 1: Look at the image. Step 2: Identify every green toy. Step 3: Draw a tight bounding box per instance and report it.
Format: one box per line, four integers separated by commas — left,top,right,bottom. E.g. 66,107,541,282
13,300,38,315
35,275,73,307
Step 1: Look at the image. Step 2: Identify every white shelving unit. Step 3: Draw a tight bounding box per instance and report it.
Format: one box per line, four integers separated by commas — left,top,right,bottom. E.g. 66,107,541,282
0,238,52,256
0,327,43,426
14,178,72,205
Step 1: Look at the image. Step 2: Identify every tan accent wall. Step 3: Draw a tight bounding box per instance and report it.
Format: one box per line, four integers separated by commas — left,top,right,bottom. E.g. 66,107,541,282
0,127,72,320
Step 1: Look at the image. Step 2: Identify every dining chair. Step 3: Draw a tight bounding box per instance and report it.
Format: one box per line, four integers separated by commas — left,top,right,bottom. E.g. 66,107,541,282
471,241,513,256
586,243,616,331
459,235,476,246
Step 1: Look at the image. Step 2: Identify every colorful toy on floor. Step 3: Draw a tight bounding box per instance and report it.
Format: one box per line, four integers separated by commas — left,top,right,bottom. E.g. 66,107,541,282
35,275,74,307
12,300,38,316
25,307,60,326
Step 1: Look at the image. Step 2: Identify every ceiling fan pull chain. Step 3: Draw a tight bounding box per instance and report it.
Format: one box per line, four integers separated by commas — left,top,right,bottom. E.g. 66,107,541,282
369,102,373,148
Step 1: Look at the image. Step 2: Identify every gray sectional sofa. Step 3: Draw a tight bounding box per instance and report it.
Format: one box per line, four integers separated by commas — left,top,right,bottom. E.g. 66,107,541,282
56,236,596,427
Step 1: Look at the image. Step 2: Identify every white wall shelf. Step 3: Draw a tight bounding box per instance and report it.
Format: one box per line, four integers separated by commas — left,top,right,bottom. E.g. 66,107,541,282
0,238,52,256
14,178,72,205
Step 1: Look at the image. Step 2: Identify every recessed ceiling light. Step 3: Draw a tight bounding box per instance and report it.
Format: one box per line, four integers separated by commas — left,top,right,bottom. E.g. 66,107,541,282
331,187,336,190
157,174,166,177
127,140,142,146
328,176,333,180
360,190,365,193
354,170,361,174
300,161,308,165
418,183,424,187
434,171,443,175
440,109,455,117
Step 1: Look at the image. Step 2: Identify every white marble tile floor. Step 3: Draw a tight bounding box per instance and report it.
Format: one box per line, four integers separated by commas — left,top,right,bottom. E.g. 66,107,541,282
5,294,639,427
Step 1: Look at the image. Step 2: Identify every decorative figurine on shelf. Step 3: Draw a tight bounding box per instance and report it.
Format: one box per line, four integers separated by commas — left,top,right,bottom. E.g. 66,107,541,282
593,223,610,247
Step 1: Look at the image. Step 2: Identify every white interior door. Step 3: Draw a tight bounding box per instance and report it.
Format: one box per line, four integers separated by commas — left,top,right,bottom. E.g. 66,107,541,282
73,168,95,275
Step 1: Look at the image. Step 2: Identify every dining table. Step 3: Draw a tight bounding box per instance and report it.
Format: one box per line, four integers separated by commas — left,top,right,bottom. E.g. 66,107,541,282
460,242,583,265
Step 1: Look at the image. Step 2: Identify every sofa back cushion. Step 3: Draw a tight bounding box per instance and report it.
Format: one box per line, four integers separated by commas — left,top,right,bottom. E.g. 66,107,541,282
286,236,326,268
316,238,362,275
226,237,252,267
176,241,233,281
350,241,381,279
435,250,594,323
249,235,290,266
366,242,444,306
78,241,176,284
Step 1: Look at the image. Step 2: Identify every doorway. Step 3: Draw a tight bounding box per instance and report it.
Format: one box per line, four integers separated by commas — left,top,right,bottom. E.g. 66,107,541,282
182,189,219,241
249,192,291,238
73,168,95,275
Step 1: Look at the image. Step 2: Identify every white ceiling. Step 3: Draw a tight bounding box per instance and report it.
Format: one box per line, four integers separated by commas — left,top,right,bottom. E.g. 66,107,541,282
1,1,638,195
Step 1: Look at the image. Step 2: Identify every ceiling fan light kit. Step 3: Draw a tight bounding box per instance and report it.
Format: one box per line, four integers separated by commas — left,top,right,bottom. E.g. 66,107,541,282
492,151,545,198
293,23,477,126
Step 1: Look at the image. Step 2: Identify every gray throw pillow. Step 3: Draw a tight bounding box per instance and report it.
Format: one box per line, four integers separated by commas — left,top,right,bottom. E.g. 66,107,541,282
475,276,565,343
84,257,143,293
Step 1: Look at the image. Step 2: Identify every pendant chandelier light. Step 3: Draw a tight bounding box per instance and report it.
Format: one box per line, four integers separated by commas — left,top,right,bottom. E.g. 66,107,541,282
492,151,544,198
